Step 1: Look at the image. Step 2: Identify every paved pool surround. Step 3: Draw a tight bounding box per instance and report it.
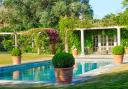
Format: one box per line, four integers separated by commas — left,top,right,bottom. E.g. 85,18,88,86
0,58,120,86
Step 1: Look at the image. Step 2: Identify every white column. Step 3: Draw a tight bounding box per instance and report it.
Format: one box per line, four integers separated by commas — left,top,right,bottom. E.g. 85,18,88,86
117,27,121,46
14,33,18,47
98,35,101,53
114,35,117,46
106,36,109,50
80,30,85,56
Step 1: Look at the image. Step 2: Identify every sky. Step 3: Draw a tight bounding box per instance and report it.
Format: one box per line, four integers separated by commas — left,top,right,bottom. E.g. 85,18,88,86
90,0,124,19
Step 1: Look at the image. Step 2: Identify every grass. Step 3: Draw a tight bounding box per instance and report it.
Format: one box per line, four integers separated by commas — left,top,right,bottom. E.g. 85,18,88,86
0,53,52,65
1,64,128,89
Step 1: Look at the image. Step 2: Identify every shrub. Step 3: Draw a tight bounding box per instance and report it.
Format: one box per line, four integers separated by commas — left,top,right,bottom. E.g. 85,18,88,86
11,47,21,56
52,52,75,68
112,46,125,55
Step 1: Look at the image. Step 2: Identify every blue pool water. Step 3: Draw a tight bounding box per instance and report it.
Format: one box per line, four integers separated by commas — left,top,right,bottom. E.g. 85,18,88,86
0,61,110,83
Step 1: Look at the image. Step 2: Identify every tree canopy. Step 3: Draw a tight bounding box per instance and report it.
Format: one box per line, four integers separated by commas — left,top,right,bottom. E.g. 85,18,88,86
0,0,93,31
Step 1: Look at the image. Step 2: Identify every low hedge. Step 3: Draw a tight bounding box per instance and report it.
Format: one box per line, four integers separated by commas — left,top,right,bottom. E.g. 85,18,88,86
112,46,125,55
52,52,75,68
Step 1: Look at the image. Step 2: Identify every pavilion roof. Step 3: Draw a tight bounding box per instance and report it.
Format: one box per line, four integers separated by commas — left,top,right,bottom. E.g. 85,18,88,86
76,26,126,31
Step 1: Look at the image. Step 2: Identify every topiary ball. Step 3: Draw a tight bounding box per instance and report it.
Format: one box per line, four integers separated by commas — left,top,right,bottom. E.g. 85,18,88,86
112,46,125,55
52,52,75,68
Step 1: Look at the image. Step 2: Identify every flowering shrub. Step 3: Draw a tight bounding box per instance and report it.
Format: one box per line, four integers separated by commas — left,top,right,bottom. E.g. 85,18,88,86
46,28,59,44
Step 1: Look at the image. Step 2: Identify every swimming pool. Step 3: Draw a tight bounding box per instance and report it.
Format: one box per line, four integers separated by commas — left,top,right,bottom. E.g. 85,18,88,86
0,60,111,83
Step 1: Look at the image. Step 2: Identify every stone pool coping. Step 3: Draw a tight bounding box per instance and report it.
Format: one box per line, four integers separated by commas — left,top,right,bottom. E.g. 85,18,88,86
0,59,121,87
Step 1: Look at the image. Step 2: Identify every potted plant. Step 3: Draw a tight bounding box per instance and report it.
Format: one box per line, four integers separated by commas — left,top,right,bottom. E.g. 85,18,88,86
52,52,75,84
11,47,21,65
71,45,78,57
112,46,125,64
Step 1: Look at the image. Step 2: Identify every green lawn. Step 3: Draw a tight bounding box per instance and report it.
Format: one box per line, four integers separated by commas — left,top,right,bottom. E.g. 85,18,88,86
0,64,128,89
0,53,52,65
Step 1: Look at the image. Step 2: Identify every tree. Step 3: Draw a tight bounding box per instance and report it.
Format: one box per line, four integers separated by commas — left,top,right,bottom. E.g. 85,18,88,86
53,0,93,52
1,0,93,31
59,16,76,52
123,0,128,8
2,0,56,31
51,0,93,19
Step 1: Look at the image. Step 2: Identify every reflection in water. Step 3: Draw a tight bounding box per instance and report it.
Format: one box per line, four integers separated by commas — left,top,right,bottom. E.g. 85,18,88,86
13,71,20,80
73,62,98,78
0,62,110,82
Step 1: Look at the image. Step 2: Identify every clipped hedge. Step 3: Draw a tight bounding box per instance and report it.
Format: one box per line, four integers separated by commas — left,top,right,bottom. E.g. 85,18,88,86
112,46,125,55
52,52,75,68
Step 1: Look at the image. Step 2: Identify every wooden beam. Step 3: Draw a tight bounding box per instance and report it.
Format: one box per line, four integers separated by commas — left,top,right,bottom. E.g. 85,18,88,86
75,26,126,31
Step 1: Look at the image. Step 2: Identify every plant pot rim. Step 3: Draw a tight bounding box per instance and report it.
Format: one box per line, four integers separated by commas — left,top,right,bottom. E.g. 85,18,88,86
54,67,74,69
12,56,21,57
113,54,124,55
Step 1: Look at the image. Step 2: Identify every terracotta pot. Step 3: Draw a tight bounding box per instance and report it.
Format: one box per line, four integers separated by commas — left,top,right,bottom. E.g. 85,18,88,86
12,56,21,65
114,55,123,64
54,67,73,84
72,49,78,57
125,48,128,54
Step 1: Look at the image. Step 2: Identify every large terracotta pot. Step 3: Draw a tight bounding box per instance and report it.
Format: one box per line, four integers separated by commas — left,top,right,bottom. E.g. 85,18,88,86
72,49,78,57
12,56,21,65
54,67,73,84
114,55,124,64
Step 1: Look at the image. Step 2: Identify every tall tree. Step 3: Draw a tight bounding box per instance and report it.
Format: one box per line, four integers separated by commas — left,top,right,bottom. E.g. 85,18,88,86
80,0,93,19
1,0,93,31
123,0,128,8
53,0,93,52
1,0,56,31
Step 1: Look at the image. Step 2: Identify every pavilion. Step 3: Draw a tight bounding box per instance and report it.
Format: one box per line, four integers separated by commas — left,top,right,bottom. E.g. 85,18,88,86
76,26,126,56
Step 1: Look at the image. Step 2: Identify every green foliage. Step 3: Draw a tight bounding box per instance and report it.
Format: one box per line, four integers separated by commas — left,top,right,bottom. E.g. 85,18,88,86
84,36,93,48
69,32,80,53
112,46,125,55
51,0,93,19
0,27,13,32
59,16,75,31
1,0,93,31
122,0,128,7
2,39,13,51
121,39,128,48
52,52,75,68
39,11,50,28
59,16,76,52
2,0,53,30
56,42,65,54
11,47,21,56
34,31,49,54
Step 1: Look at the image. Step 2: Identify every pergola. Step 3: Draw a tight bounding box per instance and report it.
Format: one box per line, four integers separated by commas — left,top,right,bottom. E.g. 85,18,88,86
76,26,126,56
0,32,20,47
0,28,54,47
